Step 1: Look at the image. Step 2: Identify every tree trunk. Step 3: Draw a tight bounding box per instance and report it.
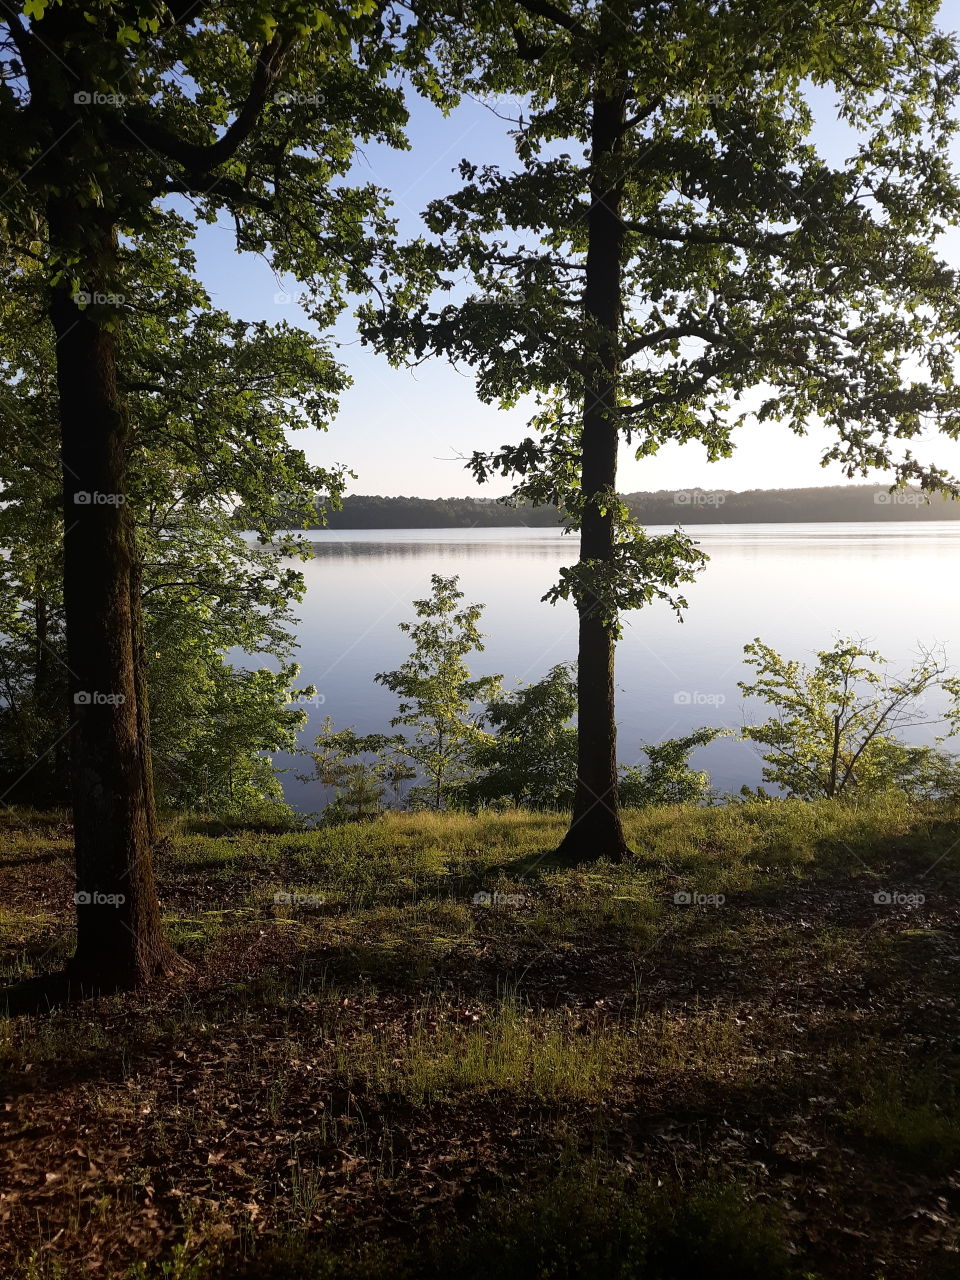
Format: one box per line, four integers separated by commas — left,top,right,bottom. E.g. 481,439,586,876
557,71,631,863
47,204,175,992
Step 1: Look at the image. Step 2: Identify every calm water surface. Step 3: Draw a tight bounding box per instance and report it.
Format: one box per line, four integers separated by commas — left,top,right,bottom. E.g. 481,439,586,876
256,523,960,810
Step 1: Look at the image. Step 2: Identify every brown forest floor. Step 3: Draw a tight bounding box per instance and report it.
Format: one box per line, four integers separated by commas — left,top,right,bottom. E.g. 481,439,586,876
1,800,960,1279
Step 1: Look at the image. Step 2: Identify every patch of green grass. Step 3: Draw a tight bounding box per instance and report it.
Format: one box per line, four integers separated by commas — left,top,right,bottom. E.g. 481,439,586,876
842,1055,960,1170
328,999,625,1103
233,1161,808,1280
0,909,72,984
164,908,261,951
0,907,61,950
399,1006,620,1102
526,866,660,950
316,999,748,1104
625,792,932,881
0,1008,117,1072
326,900,474,979
149,797,960,942
630,1006,749,1082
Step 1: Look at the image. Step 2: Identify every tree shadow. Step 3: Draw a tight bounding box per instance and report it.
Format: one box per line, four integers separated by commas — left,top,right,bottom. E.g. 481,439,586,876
0,851,71,869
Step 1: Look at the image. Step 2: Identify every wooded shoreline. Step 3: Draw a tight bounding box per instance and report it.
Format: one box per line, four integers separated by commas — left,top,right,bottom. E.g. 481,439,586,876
303,484,960,529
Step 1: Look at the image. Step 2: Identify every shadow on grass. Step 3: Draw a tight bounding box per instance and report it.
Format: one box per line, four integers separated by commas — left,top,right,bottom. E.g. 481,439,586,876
0,850,73,869
220,1164,808,1280
812,814,960,882
494,844,599,878
0,970,83,1017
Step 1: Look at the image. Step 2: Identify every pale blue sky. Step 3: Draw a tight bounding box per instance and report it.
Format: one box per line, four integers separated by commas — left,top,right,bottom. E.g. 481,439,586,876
189,51,960,500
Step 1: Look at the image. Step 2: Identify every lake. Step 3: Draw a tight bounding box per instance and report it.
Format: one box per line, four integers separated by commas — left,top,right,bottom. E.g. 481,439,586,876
261,523,960,811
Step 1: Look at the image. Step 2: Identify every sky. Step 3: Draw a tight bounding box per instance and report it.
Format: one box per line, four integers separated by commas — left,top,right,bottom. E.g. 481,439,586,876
186,32,960,500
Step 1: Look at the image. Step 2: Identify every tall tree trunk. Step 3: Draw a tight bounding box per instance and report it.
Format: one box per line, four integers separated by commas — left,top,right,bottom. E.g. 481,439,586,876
48,204,175,991
557,72,631,863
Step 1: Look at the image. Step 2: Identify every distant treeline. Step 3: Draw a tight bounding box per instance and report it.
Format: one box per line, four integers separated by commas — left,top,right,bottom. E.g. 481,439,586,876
626,485,960,524
297,485,960,528
314,495,560,528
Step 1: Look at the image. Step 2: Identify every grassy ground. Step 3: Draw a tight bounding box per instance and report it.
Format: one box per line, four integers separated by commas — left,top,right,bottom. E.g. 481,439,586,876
2,797,960,1278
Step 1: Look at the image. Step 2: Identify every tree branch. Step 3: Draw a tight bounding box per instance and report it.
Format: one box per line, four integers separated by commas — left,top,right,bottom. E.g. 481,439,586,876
620,322,719,359
625,220,796,256
110,32,294,175
513,0,583,33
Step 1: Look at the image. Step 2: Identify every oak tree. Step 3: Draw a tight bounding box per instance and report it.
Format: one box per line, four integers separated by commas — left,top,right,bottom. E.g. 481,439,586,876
363,0,960,859
0,0,443,990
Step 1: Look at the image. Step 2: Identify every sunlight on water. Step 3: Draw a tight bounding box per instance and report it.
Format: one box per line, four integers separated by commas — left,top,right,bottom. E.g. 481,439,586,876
248,522,960,809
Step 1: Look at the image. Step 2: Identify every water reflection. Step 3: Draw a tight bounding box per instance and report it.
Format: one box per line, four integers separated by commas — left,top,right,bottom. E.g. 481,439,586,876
248,522,960,811
306,538,573,559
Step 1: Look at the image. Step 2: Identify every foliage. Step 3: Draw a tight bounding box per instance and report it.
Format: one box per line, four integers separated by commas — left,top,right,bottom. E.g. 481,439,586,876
281,486,960,531
459,665,725,811
0,259,342,820
541,517,707,633
304,577,502,816
312,645,728,818
373,574,502,810
856,739,960,802
738,637,957,800
363,0,960,608
619,727,728,807
287,492,563,529
298,719,417,823
459,663,579,810
0,0,449,309
0,0,463,978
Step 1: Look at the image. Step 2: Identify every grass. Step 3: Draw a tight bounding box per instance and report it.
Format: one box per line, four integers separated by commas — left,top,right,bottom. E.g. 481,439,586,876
366,999,627,1102
842,1051,960,1171
1,793,960,1279
235,1162,805,1280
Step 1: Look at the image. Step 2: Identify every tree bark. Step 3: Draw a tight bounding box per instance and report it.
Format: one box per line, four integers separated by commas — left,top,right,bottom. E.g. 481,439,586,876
47,203,175,992
557,67,631,863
